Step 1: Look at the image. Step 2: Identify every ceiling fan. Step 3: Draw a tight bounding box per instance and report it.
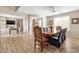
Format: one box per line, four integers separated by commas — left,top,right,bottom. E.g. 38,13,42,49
49,6,55,12
48,6,58,14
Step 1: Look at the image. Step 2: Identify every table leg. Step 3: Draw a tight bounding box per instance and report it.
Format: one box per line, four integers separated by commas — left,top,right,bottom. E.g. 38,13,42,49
9,30,11,34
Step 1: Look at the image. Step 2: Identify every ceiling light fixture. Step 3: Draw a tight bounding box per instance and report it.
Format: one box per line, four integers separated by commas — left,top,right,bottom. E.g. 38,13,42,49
52,7,55,12
49,6,56,14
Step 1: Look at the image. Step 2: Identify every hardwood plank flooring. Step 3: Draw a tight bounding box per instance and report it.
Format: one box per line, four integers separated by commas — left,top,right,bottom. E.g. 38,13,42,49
0,34,79,53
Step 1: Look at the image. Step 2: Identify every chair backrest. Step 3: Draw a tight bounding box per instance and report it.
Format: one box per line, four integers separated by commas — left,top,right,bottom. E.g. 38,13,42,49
56,26,62,33
34,26,42,42
64,28,67,35
58,29,63,43
62,28,67,40
58,28,67,44
43,27,48,32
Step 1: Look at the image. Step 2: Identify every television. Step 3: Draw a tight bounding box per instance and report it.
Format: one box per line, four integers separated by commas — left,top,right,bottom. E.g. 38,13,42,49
6,20,15,25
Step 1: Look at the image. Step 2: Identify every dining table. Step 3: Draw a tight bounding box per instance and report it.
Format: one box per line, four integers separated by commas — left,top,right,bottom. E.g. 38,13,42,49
42,32,54,36
42,32,54,46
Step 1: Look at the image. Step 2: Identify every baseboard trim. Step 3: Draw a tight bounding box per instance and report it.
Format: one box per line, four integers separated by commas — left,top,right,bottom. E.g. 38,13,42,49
71,36,79,39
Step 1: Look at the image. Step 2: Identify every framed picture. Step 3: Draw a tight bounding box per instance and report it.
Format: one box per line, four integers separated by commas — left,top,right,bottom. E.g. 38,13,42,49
72,18,79,24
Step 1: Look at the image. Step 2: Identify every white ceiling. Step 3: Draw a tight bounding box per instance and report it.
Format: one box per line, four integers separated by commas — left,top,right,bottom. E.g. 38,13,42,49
17,6,79,16
0,13,24,19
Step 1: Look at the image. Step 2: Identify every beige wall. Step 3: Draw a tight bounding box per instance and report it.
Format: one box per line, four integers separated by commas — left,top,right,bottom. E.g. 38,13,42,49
47,10,79,38
67,11,79,37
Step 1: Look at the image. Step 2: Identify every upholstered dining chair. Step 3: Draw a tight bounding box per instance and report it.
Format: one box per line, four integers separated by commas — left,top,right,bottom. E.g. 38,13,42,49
47,28,67,48
34,26,48,52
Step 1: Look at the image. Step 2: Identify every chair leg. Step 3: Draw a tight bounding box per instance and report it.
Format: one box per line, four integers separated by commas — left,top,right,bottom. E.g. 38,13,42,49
47,43,49,47
40,43,43,52
58,48,63,53
34,41,36,52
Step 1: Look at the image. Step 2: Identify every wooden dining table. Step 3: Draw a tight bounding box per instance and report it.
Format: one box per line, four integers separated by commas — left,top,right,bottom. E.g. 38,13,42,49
42,32,54,36
42,32,54,46
42,32,54,41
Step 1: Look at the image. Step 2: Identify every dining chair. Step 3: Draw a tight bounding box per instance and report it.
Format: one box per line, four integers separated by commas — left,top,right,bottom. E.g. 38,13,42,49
56,26,62,33
43,27,48,32
34,26,48,52
47,28,67,48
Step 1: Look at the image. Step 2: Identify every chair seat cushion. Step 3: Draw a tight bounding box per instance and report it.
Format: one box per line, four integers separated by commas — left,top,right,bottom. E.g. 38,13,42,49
52,36,58,39
48,36,60,48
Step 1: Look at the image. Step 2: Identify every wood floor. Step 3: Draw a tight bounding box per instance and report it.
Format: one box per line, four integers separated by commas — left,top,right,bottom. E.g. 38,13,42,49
0,34,79,53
